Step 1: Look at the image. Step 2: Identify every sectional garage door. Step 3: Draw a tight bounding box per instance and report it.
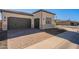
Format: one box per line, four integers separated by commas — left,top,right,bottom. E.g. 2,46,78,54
8,17,31,30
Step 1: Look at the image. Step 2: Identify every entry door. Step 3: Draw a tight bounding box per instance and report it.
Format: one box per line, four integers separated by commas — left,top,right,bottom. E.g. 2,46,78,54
34,18,40,28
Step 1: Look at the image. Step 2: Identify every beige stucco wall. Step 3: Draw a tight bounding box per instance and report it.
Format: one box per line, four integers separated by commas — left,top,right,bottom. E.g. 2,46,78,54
33,12,42,29
2,11,56,30
2,12,34,30
42,12,55,29
33,11,56,29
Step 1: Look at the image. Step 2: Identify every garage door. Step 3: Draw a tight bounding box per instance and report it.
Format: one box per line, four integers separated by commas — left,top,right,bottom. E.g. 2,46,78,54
8,17,31,30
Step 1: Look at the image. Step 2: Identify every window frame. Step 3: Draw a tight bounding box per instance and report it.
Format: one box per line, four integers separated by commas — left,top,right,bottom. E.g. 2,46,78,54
46,17,52,24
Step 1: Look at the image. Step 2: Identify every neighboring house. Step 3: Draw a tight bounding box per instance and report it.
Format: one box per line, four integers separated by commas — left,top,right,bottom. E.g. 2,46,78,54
0,9,56,30
55,20,79,26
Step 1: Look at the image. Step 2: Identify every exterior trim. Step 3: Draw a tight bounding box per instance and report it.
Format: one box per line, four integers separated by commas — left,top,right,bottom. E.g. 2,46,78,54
0,9,33,16
33,9,56,15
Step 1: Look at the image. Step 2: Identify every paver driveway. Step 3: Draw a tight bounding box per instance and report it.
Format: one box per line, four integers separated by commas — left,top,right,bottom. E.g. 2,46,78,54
7,29,66,49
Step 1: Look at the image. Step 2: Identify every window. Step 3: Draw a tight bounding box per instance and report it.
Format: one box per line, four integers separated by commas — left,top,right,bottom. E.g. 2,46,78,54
46,17,51,24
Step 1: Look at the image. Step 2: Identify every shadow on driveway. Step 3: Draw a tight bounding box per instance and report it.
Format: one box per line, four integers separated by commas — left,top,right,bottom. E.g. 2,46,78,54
57,31,79,45
7,28,66,39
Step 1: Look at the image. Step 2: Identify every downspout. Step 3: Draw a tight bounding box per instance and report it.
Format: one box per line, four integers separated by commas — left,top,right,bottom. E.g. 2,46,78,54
40,11,42,29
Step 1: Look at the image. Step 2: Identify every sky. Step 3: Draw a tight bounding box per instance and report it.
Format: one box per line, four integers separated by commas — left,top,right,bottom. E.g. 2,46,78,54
0,9,79,21
14,9,79,22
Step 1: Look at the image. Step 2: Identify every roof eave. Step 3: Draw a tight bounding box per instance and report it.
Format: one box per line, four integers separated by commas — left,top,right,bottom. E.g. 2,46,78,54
0,9,33,16
33,9,56,15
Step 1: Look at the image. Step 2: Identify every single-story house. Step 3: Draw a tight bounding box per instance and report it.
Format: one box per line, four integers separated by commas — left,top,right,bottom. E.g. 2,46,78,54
0,9,56,30
55,20,79,26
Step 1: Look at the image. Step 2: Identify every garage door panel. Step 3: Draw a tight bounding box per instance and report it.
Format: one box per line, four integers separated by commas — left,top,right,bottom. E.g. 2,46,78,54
8,17,31,30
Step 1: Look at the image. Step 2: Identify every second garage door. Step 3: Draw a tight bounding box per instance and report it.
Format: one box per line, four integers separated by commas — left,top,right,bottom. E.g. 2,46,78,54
8,17,31,30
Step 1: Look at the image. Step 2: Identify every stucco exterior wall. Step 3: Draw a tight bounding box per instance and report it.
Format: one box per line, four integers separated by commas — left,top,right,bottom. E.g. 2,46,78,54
2,10,56,30
2,12,34,30
33,11,55,29
42,12,55,29
33,12,42,29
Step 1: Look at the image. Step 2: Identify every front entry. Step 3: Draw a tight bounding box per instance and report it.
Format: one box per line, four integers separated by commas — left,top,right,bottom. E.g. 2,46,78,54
8,17,31,30
34,18,40,29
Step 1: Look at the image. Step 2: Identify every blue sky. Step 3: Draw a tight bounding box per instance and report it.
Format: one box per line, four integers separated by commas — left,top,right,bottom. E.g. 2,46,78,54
15,9,79,22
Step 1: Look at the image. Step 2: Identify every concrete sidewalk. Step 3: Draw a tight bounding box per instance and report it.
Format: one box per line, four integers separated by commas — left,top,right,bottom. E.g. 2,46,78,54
26,31,79,49
7,28,65,49
57,31,79,45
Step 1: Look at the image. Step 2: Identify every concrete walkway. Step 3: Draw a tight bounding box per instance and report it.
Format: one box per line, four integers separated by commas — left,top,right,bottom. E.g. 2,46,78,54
26,31,79,49
7,29,65,49
7,32,53,49
57,31,79,45
7,28,79,49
